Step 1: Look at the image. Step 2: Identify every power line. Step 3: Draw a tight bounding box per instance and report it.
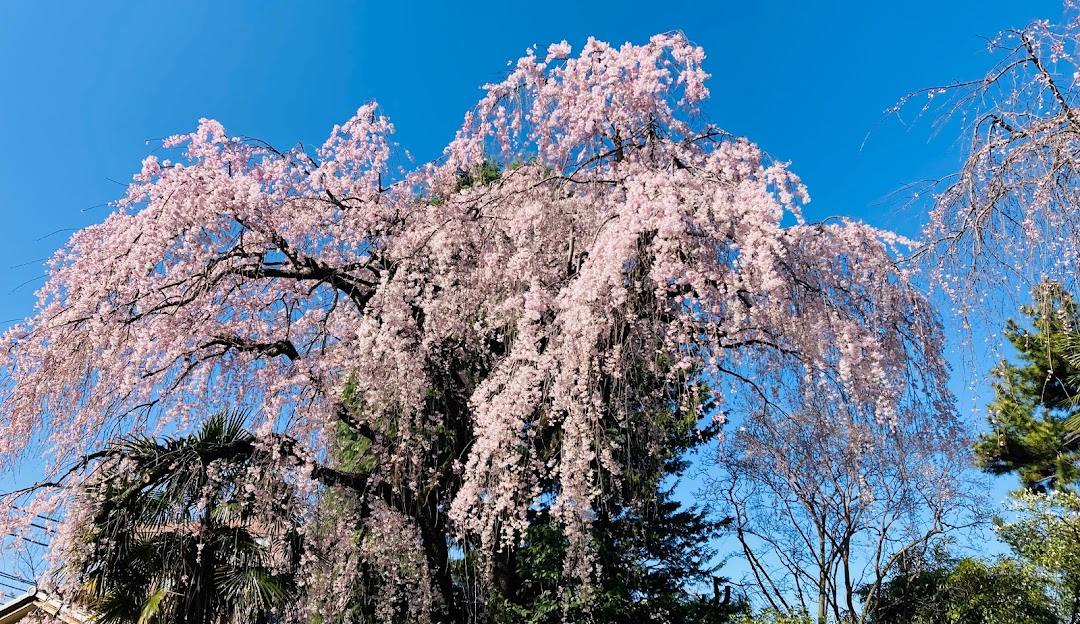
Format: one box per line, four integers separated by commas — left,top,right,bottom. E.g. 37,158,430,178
0,571,32,585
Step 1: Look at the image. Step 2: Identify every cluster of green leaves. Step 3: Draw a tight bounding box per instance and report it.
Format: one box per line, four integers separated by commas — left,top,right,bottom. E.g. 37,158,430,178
454,160,502,192
995,490,1080,624
732,610,814,624
867,557,1058,624
428,160,504,206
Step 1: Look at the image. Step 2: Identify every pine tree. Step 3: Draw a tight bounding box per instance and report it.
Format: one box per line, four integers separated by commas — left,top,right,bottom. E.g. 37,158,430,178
976,282,1080,492
497,413,744,624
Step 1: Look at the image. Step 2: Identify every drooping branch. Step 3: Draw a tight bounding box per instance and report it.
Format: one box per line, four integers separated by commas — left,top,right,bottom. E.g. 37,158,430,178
204,336,300,362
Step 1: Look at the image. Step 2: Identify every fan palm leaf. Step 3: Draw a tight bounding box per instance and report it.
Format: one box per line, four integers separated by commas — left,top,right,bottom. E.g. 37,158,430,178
69,410,300,624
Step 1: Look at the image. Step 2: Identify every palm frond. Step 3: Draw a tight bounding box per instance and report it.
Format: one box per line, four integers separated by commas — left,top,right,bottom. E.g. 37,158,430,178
136,588,175,624
70,409,299,624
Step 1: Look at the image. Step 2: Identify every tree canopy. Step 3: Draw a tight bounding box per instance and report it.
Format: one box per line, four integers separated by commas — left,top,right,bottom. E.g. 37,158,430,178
865,556,1059,624
0,34,956,622
67,411,301,624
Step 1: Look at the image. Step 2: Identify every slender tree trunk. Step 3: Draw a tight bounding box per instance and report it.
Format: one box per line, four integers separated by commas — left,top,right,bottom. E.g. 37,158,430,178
818,526,828,624
1069,576,1080,624
491,541,519,624
417,507,462,623
843,535,855,624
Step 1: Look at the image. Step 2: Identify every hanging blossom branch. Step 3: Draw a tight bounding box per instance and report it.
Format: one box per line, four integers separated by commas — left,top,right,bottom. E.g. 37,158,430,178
898,4,1080,307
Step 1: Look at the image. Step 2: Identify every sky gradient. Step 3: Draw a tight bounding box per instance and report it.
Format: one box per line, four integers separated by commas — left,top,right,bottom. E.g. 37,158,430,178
0,0,1066,327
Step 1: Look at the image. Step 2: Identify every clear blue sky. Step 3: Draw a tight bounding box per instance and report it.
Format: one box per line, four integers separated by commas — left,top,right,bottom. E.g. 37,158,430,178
0,0,1064,587
0,0,1065,326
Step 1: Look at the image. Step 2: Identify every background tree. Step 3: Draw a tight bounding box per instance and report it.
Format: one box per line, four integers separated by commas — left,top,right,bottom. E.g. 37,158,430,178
996,490,1080,624
0,34,954,622
495,397,745,624
711,392,976,624
975,282,1080,492
313,336,746,622
735,610,815,624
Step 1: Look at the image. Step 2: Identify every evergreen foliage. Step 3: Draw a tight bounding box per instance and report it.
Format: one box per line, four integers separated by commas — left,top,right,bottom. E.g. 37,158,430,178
494,416,744,624
976,282,1080,492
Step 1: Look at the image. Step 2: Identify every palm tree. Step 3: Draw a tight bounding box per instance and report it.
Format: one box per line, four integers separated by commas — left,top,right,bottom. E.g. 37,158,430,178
68,411,301,624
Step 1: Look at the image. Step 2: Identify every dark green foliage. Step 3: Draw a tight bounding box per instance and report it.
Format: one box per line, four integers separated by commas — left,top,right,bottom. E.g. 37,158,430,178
975,282,1080,492
865,558,1058,624
995,490,1080,624
489,405,744,624
484,230,744,623
327,388,742,624
70,411,301,624
497,489,743,624
454,160,502,192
